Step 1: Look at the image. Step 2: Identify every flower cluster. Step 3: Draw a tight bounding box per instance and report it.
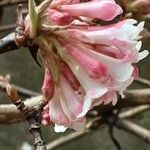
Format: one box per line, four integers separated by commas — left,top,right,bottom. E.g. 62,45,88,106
27,0,149,132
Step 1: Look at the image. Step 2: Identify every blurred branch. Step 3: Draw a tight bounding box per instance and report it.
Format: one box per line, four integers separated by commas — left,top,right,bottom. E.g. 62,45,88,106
6,84,47,150
0,96,42,123
0,6,3,23
119,105,150,118
0,80,40,97
136,77,150,87
0,8,28,32
0,23,16,32
0,0,27,7
46,105,150,150
47,117,104,150
0,88,150,123
47,131,89,150
0,0,43,7
114,119,150,143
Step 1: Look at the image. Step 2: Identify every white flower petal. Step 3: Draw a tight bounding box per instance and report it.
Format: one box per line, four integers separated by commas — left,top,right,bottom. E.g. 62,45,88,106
136,41,142,51
54,124,67,133
138,50,149,60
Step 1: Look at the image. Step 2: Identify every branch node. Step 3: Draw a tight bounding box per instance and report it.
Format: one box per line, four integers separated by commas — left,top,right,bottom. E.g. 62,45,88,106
6,83,47,150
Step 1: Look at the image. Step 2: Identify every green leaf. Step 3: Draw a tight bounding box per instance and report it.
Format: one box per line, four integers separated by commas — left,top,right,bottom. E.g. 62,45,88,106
29,0,38,38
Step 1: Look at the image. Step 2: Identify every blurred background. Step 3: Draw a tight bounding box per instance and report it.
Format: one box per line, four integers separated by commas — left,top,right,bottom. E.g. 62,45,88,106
0,0,150,150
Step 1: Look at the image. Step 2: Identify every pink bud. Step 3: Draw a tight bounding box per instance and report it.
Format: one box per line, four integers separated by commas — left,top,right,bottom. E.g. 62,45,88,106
58,0,123,21
47,9,74,25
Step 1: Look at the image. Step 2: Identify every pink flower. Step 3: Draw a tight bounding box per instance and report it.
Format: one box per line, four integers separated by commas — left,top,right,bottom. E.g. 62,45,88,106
30,0,149,132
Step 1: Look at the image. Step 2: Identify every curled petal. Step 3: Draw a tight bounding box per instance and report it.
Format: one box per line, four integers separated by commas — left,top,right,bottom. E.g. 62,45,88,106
58,0,123,21
47,9,74,25
51,0,80,6
42,105,51,125
49,88,70,127
80,44,134,82
71,20,144,49
138,50,149,60
132,65,139,80
60,41,108,79
60,62,80,90
60,75,83,121
55,44,108,117
92,90,118,106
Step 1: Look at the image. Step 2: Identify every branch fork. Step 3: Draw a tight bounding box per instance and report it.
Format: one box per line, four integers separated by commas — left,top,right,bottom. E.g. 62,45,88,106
6,84,47,150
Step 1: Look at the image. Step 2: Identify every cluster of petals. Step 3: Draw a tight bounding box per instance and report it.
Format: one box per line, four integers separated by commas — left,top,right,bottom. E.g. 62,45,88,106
38,0,149,132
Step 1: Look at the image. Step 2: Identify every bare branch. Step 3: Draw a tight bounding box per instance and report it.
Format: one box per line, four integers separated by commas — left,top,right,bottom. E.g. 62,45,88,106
0,96,42,123
115,119,150,143
119,105,150,118
0,80,40,97
47,131,89,150
46,106,150,150
136,77,150,87
0,89,150,123
0,0,27,7
0,24,16,32
6,84,47,150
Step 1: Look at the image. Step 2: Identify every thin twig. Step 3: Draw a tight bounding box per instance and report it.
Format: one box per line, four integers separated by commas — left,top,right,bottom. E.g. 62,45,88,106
119,105,150,118
0,0,27,7
47,117,103,150
136,77,150,87
0,23,16,32
0,80,40,97
47,131,89,150
0,96,42,123
0,89,150,123
115,119,150,143
46,106,150,150
6,84,47,150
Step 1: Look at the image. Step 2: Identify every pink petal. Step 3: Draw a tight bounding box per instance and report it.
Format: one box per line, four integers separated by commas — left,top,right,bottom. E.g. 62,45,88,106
58,0,123,21
72,43,134,82
57,50,108,117
49,88,70,126
42,105,51,125
60,75,83,120
42,66,54,100
60,41,108,79
92,91,117,106
51,0,80,6
132,65,139,80
70,20,144,49
47,9,74,25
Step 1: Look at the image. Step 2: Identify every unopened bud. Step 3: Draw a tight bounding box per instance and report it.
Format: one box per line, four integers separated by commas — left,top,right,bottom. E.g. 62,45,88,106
6,84,20,103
